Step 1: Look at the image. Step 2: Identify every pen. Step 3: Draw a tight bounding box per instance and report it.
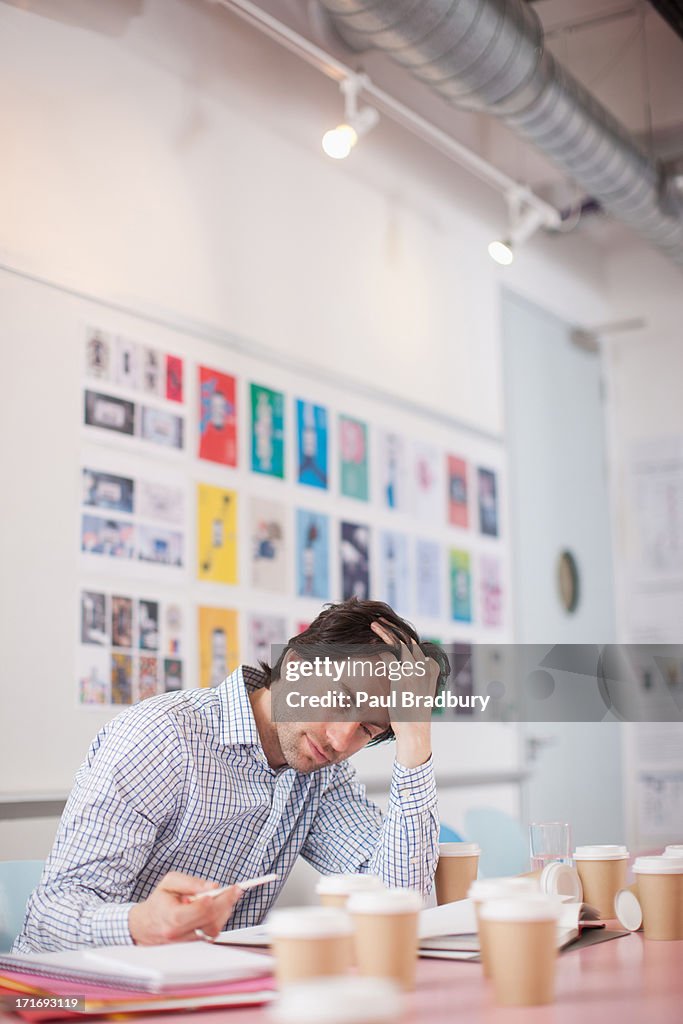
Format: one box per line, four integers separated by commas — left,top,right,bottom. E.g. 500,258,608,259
188,872,278,902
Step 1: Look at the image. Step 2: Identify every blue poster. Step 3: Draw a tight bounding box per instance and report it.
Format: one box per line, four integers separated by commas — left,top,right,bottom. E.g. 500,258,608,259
379,530,410,616
296,509,330,599
297,400,328,489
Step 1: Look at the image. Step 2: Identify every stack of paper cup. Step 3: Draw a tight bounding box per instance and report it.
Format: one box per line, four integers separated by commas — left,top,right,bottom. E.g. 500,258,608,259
315,874,384,909
270,977,403,1024
434,843,481,904
479,897,560,1007
267,907,354,986
468,877,539,977
573,845,629,919
664,845,683,857
347,888,422,992
633,855,683,940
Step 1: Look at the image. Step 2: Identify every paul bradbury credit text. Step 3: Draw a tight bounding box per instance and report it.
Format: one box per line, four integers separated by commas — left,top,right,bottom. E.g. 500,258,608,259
284,690,491,712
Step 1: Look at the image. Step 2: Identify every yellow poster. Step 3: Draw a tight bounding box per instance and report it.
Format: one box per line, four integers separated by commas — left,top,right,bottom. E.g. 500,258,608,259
197,484,238,583
198,606,240,688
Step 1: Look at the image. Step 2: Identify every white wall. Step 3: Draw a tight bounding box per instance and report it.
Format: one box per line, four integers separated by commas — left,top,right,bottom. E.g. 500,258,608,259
0,0,619,858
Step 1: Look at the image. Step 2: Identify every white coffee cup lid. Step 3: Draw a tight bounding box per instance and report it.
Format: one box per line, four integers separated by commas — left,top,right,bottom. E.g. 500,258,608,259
438,842,481,857
664,845,683,857
469,877,538,901
315,873,383,896
347,887,423,915
267,907,353,938
540,862,583,901
633,855,683,875
614,889,642,932
270,976,403,1024
480,896,560,923
573,845,629,861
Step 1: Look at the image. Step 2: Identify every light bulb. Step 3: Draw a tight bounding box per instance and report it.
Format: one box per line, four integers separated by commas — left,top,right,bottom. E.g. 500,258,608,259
488,239,514,266
322,123,358,160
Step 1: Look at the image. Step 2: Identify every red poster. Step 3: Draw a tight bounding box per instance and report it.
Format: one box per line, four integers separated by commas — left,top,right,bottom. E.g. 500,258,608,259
166,355,184,403
447,455,469,528
198,366,237,466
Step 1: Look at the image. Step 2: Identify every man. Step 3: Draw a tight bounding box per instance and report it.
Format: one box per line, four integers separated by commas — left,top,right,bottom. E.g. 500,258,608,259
14,600,448,952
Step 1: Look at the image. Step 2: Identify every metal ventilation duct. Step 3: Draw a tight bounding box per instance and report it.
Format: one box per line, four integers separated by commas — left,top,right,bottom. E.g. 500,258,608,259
318,0,683,267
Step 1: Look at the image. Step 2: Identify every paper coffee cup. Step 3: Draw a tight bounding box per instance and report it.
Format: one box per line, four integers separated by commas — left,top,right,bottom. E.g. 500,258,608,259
267,907,354,986
573,845,629,919
435,842,480,905
664,845,683,857
270,976,403,1024
315,873,383,909
480,897,560,1007
348,888,422,992
469,878,539,977
633,855,683,940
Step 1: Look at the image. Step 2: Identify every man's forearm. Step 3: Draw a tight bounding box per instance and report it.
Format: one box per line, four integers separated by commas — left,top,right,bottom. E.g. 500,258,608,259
13,884,134,953
395,723,432,769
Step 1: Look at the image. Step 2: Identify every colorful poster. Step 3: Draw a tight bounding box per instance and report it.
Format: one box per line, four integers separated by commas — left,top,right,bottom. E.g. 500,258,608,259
166,355,184,403
78,646,109,705
379,530,410,615
415,539,441,620
379,431,407,511
140,406,184,449
197,484,238,583
296,509,329,599
198,606,239,688
297,400,328,489
138,656,159,701
80,591,108,645
480,555,503,628
137,480,183,524
111,652,133,704
248,614,287,669
295,621,310,635
447,455,469,528
112,595,133,647
84,390,135,436
81,514,135,559
165,604,183,655
199,366,237,466
85,328,112,381
341,521,371,600
164,657,183,692
82,468,134,514
450,548,472,622
114,337,141,389
250,497,287,592
413,442,440,522
138,600,159,650
339,416,369,501
478,467,499,537
140,347,164,396
138,524,183,567
251,384,285,477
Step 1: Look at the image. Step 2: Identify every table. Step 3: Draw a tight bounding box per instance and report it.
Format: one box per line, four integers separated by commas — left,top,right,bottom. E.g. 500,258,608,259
28,933,678,1024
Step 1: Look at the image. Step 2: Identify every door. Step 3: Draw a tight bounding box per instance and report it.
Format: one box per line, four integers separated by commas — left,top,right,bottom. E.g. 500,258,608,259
502,290,624,847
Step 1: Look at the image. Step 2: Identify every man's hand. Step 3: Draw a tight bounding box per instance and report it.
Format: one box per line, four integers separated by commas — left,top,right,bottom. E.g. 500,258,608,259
128,871,243,945
370,620,439,769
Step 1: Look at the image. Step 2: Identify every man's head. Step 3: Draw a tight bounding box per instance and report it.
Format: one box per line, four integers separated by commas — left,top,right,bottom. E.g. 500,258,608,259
258,598,450,774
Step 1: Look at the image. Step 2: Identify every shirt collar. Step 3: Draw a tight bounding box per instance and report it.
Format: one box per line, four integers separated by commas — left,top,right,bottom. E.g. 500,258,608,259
217,664,267,748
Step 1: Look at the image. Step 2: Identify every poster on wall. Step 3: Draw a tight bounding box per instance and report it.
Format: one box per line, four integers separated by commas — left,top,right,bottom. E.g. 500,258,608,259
250,497,287,592
84,390,135,436
248,613,287,668
478,466,499,537
198,366,237,466
140,406,184,450
138,524,183,567
447,455,469,528
378,431,408,512
415,539,441,620
197,484,238,583
296,509,330,599
81,514,135,559
137,479,183,524
296,400,328,489
379,530,410,616
78,645,109,704
339,416,369,501
198,605,239,688
480,554,503,628
413,442,440,523
166,355,184,403
82,468,134,514
84,328,113,380
251,383,285,478
450,548,472,622
341,521,371,600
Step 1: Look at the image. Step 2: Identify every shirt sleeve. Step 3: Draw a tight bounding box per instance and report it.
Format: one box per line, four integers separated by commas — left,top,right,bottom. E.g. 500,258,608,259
300,754,439,896
13,708,183,953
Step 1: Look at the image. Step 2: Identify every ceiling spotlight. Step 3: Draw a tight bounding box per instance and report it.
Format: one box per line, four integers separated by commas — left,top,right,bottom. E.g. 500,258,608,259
488,239,514,266
488,189,559,265
322,73,379,160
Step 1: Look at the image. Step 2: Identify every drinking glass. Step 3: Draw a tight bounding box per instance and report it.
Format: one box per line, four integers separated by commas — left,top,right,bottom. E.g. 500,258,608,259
529,822,572,872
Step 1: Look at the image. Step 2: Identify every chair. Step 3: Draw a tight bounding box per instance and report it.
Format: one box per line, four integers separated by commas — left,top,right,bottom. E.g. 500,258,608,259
439,824,465,843
0,860,44,951
463,808,528,878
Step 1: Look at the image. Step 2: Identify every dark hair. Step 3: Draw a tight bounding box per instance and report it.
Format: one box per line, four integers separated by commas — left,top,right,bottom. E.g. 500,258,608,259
259,598,450,745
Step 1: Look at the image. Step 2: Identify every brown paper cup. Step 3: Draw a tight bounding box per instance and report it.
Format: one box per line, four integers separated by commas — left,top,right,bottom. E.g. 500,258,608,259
267,908,353,987
315,873,383,911
319,893,348,909
574,851,628,919
348,889,422,992
634,859,683,940
480,899,559,1007
435,844,480,905
469,878,540,978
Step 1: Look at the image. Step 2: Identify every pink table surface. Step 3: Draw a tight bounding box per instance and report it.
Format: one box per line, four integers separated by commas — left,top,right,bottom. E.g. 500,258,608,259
3,933,682,1024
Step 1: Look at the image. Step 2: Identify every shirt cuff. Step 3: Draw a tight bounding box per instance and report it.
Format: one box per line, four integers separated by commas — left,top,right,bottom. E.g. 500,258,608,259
90,901,135,947
389,755,437,814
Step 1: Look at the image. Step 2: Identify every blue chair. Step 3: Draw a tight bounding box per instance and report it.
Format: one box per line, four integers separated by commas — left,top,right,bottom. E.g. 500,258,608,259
0,860,44,951
463,808,528,878
439,824,465,843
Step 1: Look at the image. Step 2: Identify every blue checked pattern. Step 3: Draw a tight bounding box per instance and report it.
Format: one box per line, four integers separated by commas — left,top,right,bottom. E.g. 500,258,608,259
14,666,438,952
